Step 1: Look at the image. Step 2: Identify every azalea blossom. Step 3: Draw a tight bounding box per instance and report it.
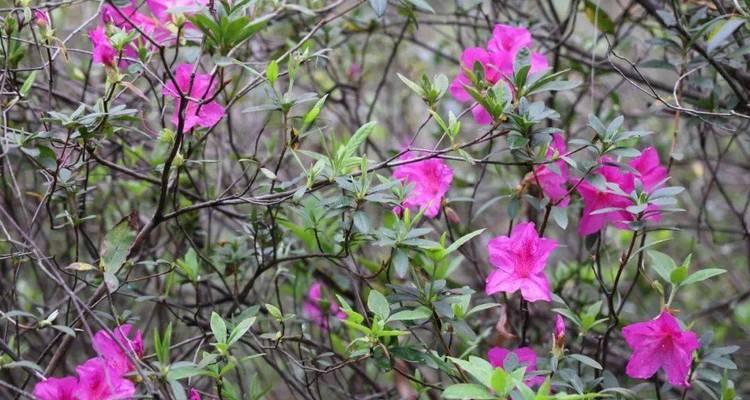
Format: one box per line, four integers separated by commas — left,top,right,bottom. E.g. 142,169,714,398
532,133,569,206
392,155,453,219
450,24,548,124
486,222,557,302
75,357,136,400
89,26,117,67
93,324,144,375
622,311,700,387
487,346,545,386
32,376,77,400
163,64,226,130
577,148,668,235
576,158,633,235
147,0,207,24
303,281,346,330
189,388,202,400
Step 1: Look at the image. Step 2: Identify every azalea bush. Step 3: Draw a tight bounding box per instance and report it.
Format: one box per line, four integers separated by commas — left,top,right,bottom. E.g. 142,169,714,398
2,0,749,399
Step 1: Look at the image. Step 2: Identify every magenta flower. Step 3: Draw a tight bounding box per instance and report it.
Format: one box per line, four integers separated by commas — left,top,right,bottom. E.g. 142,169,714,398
163,64,226,131
577,148,668,235
533,133,570,206
488,346,545,386
189,388,202,400
34,9,50,27
622,311,700,387
392,154,453,219
450,24,548,124
89,27,117,67
93,324,144,375
576,159,633,235
486,222,557,302
147,0,207,23
75,357,136,400
33,376,77,400
303,281,346,330
486,24,549,77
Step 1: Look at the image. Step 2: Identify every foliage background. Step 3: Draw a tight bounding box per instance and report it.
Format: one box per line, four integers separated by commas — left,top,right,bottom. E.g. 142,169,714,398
1,0,749,399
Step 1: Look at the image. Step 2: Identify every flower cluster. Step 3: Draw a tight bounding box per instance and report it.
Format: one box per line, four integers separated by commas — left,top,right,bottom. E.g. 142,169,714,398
576,147,667,235
450,24,548,124
89,0,206,68
33,324,143,400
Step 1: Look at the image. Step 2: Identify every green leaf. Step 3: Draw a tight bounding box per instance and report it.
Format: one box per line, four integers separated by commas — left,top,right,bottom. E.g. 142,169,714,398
569,354,603,370
344,121,376,159
368,0,387,17
397,73,425,98
490,367,513,396
584,1,615,35
670,266,689,286
707,18,745,54
442,383,494,399
681,268,726,287
20,71,37,97
5,360,44,373
367,290,390,320
648,250,675,283
444,228,485,256
99,214,137,274
447,356,494,388
227,317,256,346
266,60,278,85
405,0,435,13
388,306,432,322
211,312,227,344
301,94,328,132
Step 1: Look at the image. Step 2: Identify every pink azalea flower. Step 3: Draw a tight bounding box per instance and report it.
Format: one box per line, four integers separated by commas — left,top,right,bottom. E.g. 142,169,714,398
486,24,548,77
89,26,117,67
102,3,172,46
93,324,144,375
75,357,136,400
189,388,202,400
486,222,557,302
487,346,545,386
34,9,50,27
303,281,346,330
392,154,453,219
576,158,634,235
450,24,548,125
147,0,207,23
628,146,668,221
533,133,569,206
33,376,77,400
163,64,226,130
622,311,700,387
577,148,668,235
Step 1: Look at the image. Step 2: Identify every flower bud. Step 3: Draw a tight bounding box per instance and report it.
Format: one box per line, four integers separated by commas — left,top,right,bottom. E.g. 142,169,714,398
34,9,50,27
552,315,566,357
